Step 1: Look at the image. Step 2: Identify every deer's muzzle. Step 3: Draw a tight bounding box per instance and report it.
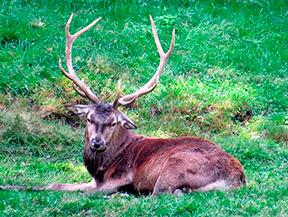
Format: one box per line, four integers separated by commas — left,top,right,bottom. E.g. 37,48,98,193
91,138,105,150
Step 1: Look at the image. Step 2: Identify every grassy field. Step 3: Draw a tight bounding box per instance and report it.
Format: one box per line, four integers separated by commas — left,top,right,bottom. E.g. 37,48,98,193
0,0,288,216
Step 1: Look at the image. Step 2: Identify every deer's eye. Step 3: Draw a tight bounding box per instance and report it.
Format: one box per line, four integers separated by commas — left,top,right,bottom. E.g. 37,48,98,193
87,118,91,123
110,122,116,127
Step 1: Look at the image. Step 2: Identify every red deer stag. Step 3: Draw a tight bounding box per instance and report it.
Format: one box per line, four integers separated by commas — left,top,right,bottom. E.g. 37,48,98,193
1,14,245,195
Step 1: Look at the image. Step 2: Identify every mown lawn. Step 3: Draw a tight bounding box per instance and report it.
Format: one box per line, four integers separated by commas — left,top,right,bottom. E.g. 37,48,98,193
0,0,287,216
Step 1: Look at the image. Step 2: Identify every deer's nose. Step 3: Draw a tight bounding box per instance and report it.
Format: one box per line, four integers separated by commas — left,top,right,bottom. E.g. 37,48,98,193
91,138,104,149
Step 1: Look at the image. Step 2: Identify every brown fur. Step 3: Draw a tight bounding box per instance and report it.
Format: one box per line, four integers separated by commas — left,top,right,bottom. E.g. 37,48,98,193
59,103,246,195
84,134,245,195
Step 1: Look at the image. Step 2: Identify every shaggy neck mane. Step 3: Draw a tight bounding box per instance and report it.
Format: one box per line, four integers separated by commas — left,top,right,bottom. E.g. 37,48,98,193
83,125,137,180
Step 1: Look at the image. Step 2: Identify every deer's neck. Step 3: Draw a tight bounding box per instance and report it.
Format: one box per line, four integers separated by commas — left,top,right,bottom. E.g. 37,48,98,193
83,126,137,180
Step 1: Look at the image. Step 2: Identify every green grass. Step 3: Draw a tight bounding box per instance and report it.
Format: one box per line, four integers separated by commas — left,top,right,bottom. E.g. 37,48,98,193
0,0,288,216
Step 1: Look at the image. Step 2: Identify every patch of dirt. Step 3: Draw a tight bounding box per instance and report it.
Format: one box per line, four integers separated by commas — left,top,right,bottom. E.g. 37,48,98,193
150,106,162,116
233,111,252,123
0,104,5,111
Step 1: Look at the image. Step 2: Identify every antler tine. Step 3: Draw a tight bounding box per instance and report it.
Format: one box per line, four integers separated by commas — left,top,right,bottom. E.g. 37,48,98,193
116,15,175,107
59,14,102,103
72,81,87,98
112,80,122,108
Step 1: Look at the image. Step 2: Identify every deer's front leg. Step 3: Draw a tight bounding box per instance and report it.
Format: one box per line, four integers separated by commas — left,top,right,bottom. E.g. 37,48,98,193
44,179,96,191
86,172,133,194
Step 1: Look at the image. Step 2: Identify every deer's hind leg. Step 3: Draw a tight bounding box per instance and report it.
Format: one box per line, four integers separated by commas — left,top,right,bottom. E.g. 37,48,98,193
151,151,233,196
151,156,193,196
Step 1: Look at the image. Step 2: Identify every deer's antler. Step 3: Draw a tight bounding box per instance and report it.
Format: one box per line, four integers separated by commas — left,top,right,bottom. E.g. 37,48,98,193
113,15,175,108
59,14,102,103
60,14,175,106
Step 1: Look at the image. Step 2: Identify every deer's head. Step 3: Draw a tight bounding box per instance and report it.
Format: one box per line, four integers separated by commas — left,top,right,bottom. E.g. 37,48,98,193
60,14,174,151
65,102,136,151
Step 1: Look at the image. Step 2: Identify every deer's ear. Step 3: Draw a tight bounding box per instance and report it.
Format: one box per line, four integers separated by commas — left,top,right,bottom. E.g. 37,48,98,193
118,113,137,130
65,105,90,117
